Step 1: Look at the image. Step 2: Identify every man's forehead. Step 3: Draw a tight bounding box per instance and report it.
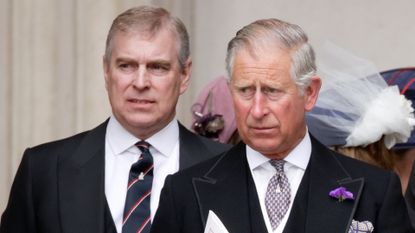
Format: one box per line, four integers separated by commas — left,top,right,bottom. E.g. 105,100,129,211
116,26,174,40
232,60,291,79
234,46,291,66
231,61,293,87
234,65,283,74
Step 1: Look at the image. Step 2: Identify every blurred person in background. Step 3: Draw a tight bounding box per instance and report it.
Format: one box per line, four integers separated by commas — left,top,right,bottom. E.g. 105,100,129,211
306,43,415,190
381,67,415,228
306,43,415,229
191,76,240,145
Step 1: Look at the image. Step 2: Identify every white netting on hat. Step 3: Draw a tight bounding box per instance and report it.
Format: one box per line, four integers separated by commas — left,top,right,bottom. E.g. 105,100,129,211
306,41,415,148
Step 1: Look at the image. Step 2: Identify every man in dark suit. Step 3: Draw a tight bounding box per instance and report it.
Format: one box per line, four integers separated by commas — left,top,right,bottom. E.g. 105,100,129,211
150,18,413,233
0,6,230,233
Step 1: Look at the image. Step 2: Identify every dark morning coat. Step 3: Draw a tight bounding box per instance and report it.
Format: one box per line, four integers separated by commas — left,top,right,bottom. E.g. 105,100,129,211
150,135,414,233
0,119,231,233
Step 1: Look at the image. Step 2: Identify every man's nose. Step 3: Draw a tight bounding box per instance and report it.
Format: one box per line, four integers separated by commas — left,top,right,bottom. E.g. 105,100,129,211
250,90,269,119
133,66,150,89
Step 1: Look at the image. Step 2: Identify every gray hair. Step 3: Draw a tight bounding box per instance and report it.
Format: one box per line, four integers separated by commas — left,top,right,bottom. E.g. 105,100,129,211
225,18,316,93
104,6,190,70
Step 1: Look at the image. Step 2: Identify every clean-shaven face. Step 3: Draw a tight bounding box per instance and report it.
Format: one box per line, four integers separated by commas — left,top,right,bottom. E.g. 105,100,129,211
104,28,191,139
230,47,319,159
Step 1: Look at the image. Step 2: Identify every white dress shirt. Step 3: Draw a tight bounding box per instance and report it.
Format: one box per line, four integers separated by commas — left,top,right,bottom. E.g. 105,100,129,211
246,132,311,233
105,116,180,233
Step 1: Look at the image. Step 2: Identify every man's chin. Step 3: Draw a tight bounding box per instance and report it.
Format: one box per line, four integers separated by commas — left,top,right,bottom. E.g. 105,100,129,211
126,113,157,124
129,120,158,129
122,115,158,129
249,140,278,152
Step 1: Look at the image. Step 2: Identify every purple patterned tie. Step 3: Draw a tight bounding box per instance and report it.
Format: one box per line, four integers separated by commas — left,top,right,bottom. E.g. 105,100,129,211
122,141,153,233
265,159,291,230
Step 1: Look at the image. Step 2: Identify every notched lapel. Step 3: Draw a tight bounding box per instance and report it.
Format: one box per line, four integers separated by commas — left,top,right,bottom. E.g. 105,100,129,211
179,123,208,170
337,178,364,232
192,143,254,233
192,176,216,227
305,138,365,233
309,178,363,233
58,121,108,233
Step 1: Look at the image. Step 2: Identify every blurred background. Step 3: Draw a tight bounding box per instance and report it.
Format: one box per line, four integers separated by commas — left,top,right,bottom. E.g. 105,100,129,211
1,0,414,212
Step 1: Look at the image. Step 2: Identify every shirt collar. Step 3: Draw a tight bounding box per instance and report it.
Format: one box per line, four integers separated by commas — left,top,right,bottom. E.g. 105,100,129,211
106,116,179,157
246,131,312,171
145,119,179,157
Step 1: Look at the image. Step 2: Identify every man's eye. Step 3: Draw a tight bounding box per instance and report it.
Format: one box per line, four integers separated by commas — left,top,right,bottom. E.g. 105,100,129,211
263,87,282,99
118,63,136,72
148,63,170,75
150,64,164,70
237,86,255,97
263,87,278,94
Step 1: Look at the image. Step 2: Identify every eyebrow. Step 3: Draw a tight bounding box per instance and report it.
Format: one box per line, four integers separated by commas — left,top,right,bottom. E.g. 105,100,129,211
113,57,172,65
147,60,172,66
114,57,135,64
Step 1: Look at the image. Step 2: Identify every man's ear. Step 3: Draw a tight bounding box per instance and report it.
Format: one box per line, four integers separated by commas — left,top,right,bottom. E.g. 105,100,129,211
304,75,322,112
179,58,192,94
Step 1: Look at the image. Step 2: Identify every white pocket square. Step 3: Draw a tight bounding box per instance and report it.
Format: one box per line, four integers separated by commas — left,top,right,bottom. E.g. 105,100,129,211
204,210,229,233
348,219,374,233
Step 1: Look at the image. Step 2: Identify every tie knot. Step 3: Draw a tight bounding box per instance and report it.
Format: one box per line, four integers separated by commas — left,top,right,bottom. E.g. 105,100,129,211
269,159,285,173
135,141,151,153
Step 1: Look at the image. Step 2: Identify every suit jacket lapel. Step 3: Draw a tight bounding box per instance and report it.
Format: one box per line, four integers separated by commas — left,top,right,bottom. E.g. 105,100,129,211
246,165,269,233
178,123,214,170
283,162,311,233
178,123,201,170
192,143,265,233
192,135,364,233
58,121,109,233
305,137,364,233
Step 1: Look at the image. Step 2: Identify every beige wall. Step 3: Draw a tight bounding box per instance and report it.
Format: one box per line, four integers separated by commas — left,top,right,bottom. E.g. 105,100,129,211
1,0,414,212
1,0,12,213
190,0,415,97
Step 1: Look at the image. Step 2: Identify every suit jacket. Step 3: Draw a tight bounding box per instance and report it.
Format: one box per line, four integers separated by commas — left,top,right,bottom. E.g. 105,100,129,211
0,119,230,233
151,136,414,233
405,160,415,230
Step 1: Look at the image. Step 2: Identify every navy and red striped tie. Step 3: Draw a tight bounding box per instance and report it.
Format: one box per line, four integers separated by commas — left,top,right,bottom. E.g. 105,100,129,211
122,141,153,233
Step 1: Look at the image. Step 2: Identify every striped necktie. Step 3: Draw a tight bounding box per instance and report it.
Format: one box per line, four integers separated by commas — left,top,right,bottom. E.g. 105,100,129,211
122,141,153,233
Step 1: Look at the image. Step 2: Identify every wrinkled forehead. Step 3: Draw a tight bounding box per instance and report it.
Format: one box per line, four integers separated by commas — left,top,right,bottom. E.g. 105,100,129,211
231,46,292,80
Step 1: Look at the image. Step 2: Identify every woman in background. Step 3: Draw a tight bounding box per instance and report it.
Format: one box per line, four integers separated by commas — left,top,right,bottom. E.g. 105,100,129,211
306,43,415,195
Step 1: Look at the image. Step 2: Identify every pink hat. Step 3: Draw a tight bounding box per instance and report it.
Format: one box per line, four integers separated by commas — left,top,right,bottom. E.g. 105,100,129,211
191,76,237,143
